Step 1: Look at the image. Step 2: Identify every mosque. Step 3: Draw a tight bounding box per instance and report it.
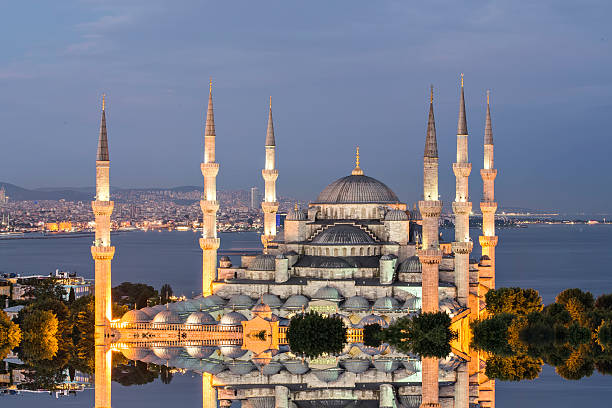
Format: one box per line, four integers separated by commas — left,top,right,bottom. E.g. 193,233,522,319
93,76,498,408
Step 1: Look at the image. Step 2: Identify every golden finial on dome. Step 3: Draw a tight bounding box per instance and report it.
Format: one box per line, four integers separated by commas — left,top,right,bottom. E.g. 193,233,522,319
269,95,272,109
430,85,434,104
352,146,363,175
102,93,106,111
209,77,212,93
487,89,490,106
294,203,298,211
460,73,464,88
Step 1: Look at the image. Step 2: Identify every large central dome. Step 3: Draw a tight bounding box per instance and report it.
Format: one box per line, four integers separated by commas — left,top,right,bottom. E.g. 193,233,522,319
314,174,399,204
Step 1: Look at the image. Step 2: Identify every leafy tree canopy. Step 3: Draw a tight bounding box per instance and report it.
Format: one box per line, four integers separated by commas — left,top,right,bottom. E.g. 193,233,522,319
485,287,543,316
112,282,158,307
287,312,346,358
383,312,455,358
485,355,542,381
0,310,22,359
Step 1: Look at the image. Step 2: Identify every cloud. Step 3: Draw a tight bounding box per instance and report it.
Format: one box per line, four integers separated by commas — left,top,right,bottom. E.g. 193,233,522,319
76,14,132,31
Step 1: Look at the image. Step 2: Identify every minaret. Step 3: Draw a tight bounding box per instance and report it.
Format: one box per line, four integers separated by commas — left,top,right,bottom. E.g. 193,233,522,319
451,74,473,308
200,79,220,297
418,86,442,408
261,96,279,249
418,85,442,314
91,94,113,408
479,91,498,288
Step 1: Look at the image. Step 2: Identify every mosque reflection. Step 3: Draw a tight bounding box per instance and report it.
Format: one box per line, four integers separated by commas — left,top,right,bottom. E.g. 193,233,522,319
95,300,494,408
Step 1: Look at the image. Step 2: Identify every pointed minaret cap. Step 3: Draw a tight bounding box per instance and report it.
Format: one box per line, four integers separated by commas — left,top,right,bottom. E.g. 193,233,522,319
351,146,364,175
424,85,438,158
265,96,275,146
457,73,468,135
205,77,216,137
485,90,493,145
96,93,109,161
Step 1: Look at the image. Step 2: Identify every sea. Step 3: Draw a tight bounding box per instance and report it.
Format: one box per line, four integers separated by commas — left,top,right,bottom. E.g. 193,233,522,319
1,224,612,406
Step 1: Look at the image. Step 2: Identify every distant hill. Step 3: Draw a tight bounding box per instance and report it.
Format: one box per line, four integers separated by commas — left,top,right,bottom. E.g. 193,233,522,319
0,182,92,202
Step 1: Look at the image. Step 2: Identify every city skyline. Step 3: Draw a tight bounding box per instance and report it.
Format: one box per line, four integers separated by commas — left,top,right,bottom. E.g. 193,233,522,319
1,1,611,214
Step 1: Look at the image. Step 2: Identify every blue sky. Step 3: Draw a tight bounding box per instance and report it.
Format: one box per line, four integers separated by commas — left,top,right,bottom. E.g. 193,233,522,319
1,0,611,213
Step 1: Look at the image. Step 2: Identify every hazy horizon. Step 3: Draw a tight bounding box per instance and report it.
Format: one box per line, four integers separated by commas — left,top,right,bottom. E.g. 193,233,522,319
1,1,611,213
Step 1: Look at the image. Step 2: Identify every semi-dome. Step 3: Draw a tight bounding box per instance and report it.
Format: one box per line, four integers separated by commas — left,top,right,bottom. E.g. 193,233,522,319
220,345,248,359
385,209,408,221
282,294,309,310
121,309,151,324
342,296,370,311
372,296,400,312
220,311,247,326
398,256,422,273
311,225,376,245
249,254,276,271
313,286,343,301
314,174,400,204
227,294,255,309
185,311,216,325
152,310,181,325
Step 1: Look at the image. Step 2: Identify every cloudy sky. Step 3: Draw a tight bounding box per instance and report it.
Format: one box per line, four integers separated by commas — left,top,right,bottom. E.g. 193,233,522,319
1,0,611,213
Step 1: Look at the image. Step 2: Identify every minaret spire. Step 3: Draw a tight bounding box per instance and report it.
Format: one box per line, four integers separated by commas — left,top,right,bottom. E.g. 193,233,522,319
200,79,221,296
484,90,493,145
452,74,473,308
96,94,109,161
424,85,438,159
262,96,279,247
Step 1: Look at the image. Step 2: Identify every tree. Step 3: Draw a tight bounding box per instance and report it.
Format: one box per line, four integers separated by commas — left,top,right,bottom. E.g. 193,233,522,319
24,278,65,302
112,282,158,307
21,298,71,338
112,361,158,386
363,323,382,347
160,284,173,304
287,312,346,358
485,355,542,381
68,287,76,303
597,321,612,349
383,312,455,358
485,287,543,316
20,310,59,362
556,289,594,310
0,310,22,359
595,294,612,311
555,346,594,380
471,313,515,356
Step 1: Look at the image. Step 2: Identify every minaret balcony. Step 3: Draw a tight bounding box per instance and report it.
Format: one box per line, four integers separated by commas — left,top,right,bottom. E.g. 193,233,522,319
418,200,442,218
91,200,114,216
91,245,115,260
452,201,472,215
479,236,498,247
261,201,279,213
451,241,473,254
480,201,497,213
262,169,278,181
201,162,220,177
416,248,442,264
452,162,472,177
480,169,497,180
200,237,220,251
200,200,219,213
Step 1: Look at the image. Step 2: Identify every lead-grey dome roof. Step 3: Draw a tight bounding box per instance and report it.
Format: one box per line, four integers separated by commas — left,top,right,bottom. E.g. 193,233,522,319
185,311,216,325
249,254,276,271
227,294,255,309
219,311,247,325
313,286,343,301
385,209,409,221
342,295,370,311
372,296,400,312
220,345,248,359
311,225,376,245
121,309,151,323
152,310,181,324
282,294,309,310
314,174,400,204
398,256,422,273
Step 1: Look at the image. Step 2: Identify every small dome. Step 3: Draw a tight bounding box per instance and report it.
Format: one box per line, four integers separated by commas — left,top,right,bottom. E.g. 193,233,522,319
373,358,400,373
219,345,248,359
342,359,371,373
282,359,310,374
185,311,216,325
385,209,408,221
314,174,400,204
152,310,181,325
286,206,307,221
259,293,282,309
121,347,150,361
121,309,151,324
380,254,396,261
219,256,232,268
398,256,422,273
227,360,256,374
282,295,309,310
342,296,370,311
357,314,389,328
185,346,216,359
313,286,343,301
139,307,157,318
249,254,276,271
220,311,247,326
402,297,421,311
372,297,400,312
259,360,283,376
313,369,342,383
227,294,255,309
152,346,180,360
252,301,272,315
203,294,226,307
311,225,376,245
220,255,230,261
